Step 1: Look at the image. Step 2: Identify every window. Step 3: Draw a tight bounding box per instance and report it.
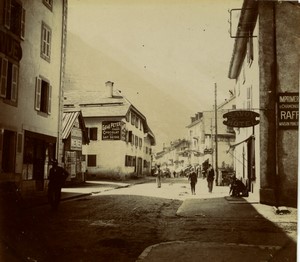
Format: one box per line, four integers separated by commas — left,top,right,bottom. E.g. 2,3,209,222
41,22,51,61
35,77,52,114
131,113,135,125
4,0,25,38
135,117,139,128
0,57,18,103
135,136,138,147
126,112,130,122
125,155,136,167
87,128,98,141
43,0,53,10
128,131,132,142
139,138,142,148
87,155,96,167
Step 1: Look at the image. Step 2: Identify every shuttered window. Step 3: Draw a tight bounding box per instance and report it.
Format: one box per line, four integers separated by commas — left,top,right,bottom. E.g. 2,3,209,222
41,22,51,61
35,77,52,114
0,58,19,104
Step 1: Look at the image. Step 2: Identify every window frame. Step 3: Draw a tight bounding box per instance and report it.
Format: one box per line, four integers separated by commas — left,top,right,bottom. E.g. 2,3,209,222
4,0,25,39
0,57,19,105
35,76,52,115
41,22,52,62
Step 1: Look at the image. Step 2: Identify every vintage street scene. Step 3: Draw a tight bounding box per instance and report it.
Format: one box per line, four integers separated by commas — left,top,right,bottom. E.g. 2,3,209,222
0,0,299,261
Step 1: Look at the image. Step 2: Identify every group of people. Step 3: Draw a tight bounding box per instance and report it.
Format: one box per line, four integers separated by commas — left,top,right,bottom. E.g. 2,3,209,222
188,164,215,195
154,163,216,194
154,163,248,198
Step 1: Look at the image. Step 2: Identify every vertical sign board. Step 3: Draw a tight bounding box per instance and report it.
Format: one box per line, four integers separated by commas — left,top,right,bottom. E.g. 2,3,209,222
102,121,122,140
278,93,299,129
71,127,82,150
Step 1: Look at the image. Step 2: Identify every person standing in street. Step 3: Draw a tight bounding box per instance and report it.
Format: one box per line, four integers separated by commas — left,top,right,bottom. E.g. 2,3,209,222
48,159,69,210
155,165,162,188
188,167,198,195
207,164,215,193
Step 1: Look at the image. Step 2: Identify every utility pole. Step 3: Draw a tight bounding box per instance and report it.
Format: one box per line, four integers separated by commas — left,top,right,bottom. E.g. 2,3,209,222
214,83,219,186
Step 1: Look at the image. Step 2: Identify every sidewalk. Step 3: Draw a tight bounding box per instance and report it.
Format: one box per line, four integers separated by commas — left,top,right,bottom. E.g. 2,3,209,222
136,184,297,262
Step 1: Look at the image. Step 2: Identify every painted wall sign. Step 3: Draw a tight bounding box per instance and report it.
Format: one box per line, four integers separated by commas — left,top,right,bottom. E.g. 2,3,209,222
278,93,299,129
0,30,22,62
102,121,123,140
223,110,260,128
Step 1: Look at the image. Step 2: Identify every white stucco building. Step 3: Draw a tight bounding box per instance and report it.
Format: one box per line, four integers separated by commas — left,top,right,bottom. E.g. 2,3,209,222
64,81,155,179
0,0,67,194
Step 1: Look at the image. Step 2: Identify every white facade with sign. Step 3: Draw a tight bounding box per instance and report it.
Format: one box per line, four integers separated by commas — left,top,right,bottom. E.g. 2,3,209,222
64,82,155,179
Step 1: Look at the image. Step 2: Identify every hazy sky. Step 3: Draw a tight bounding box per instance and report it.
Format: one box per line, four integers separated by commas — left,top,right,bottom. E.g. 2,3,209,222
67,0,242,150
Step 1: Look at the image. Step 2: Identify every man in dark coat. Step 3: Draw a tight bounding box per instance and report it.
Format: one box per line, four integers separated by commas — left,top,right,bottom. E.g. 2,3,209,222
188,167,198,195
48,159,69,210
207,164,215,193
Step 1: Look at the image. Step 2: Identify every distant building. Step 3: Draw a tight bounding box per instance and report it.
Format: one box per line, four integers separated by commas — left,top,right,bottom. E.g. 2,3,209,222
186,96,236,184
64,81,155,179
228,0,299,206
154,139,190,175
0,0,67,194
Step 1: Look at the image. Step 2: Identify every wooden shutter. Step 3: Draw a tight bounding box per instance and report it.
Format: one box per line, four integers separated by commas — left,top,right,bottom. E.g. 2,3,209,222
11,64,18,102
0,58,8,98
35,77,41,111
47,85,52,114
21,8,26,39
4,0,11,29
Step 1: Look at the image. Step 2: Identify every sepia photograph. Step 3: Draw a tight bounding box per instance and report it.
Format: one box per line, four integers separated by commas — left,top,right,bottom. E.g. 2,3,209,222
0,0,299,261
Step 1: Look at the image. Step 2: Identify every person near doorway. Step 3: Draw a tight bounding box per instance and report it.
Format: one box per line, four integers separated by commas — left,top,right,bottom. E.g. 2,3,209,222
207,164,215,193
48,159,69,210
155,165,162,188
229,176,248,197
188,167,198,195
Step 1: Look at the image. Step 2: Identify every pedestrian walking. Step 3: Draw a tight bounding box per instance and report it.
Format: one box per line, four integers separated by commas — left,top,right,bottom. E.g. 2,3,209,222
155,165,162,188
48,159,69,210
207,164,215,193
188,167,198,195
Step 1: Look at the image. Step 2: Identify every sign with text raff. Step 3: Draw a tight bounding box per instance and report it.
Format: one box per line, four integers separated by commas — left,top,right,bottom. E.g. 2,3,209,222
278,93,299,129
223,110,260,128
102,121,123,140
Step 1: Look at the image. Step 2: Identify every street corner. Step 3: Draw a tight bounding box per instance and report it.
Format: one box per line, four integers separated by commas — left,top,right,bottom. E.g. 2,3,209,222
136,241,283,262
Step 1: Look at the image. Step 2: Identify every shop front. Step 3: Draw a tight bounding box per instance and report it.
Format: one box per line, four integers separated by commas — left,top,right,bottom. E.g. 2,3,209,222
22,130,56,193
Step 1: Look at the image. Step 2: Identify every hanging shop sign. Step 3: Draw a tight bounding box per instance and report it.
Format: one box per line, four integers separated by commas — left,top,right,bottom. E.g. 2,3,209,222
102,121,123,140
278,93,299,129
223,110,260,128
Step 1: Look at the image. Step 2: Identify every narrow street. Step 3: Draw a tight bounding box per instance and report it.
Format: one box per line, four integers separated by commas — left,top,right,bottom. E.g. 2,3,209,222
0,178,297,262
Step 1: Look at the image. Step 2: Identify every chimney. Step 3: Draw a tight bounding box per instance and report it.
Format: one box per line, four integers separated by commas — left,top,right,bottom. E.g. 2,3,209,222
105,81,114,97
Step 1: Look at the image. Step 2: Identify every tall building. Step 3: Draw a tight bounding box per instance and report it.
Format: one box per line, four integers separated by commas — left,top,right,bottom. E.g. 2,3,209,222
0,0,68,194
228,0,299,207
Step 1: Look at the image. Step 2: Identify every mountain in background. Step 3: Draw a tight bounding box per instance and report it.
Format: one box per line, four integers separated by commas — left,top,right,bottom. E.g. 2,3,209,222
64,32,207,150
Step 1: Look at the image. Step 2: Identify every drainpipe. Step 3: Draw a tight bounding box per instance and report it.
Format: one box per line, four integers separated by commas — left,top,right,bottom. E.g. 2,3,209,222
273,2,280,207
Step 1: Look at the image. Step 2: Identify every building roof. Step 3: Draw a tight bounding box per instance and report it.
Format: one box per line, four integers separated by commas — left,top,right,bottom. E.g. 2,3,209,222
64,88,155,145
62,110,89,144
